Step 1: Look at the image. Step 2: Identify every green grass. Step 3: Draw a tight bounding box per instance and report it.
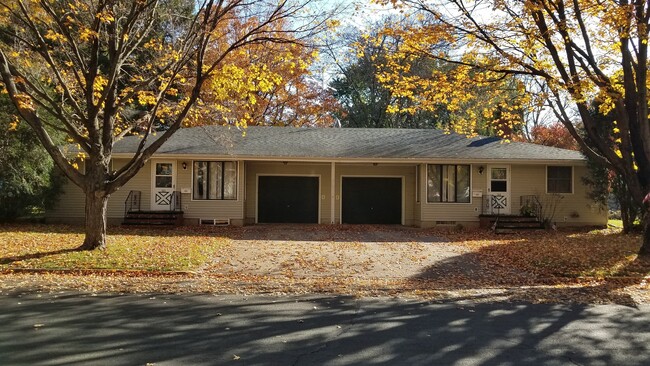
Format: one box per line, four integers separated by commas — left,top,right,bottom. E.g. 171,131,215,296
0,224,228,271
608,219,623,228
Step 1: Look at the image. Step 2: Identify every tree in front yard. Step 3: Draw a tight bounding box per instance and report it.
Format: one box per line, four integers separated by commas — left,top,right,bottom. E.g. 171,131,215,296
0,0,330,250
376,0,650,255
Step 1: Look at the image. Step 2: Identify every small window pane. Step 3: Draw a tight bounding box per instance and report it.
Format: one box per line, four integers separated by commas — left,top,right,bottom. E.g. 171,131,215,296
209,162,221,199
155,176,172,188
456,165,470,203
491,168,506,180
491,180,507,192
156,163,172,176
427,165,442,202
193,162,208,199
446,165,456,202
223,162,237,199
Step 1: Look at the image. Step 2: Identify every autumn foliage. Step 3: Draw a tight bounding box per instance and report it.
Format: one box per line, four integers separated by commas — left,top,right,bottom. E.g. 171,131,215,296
520,122,579,151
191,17,338,127
373,0,650,255
0,0,331,250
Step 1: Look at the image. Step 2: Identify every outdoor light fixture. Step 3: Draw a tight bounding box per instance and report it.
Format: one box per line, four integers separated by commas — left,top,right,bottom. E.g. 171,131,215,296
182,162,187,170
478,166,484,175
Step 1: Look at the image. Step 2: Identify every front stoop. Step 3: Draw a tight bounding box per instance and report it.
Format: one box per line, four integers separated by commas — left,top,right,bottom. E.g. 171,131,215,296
479,215,544,234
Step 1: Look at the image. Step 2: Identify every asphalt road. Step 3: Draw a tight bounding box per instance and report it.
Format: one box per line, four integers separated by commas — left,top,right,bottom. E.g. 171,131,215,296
1,291,649,366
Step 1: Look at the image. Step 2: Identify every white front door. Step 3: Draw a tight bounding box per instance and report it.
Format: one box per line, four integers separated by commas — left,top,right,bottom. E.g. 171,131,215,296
486,165,511,214
151,161,176,210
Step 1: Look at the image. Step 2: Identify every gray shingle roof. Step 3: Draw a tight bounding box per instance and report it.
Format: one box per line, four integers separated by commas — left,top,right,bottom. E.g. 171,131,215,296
113,126,585,162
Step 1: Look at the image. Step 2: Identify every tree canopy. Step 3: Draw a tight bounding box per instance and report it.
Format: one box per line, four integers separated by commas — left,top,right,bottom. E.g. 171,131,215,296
0,0,332,249
375,0,650,254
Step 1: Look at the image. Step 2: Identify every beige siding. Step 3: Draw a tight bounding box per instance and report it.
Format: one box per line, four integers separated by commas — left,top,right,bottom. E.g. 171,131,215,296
46,161,86,221
48,158,606,228
420,164,484,225
511,164,606,226
47,159,153,222
419,163,606,226
107,159,152,218
335,163,416,225
245,162,332,224
47,158,247,224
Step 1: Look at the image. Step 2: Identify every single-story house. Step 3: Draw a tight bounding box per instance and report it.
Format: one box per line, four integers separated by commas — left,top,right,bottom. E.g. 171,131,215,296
47,126,607,227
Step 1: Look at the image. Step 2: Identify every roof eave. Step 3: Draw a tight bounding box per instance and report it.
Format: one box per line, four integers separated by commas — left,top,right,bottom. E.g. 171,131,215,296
110,153,587,165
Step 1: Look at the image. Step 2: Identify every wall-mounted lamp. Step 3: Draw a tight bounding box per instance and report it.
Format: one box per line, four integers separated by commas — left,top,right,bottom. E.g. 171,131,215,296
283,161,288,165
182,162,187,170
478,166,484,175
373,163,378,166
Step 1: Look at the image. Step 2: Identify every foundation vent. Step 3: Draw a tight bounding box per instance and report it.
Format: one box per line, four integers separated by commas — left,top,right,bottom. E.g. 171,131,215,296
436,221,456,225
200,218,230,226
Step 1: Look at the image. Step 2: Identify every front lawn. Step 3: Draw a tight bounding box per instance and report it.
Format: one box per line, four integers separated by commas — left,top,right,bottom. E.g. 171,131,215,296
0,224,228,272
461,228,649,279
1,224,649,304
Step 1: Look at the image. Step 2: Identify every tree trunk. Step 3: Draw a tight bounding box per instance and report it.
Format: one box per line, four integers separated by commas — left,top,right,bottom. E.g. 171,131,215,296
621,199,631,234
641,211,650,256
78,190,110,251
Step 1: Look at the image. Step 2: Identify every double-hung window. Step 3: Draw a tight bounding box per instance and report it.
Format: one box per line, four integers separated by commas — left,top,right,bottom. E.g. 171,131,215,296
193,161,237,200
547,166,572,194
427,164,471,203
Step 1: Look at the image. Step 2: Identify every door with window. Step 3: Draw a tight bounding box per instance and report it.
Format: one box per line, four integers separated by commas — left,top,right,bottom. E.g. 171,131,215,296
151,161,175,210
486,165,510,214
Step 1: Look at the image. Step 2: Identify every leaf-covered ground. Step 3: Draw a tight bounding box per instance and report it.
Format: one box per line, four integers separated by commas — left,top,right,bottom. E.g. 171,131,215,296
0,224,227,271
0,224,648,305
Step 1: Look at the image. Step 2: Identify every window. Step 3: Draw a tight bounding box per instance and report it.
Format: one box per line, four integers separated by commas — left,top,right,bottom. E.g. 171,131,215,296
193,161,237,200
547,166,572,193
427,164,471,203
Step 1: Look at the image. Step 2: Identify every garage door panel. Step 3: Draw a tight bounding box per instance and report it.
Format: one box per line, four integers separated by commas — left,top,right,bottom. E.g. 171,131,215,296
342,178,401,224
258,176,319,223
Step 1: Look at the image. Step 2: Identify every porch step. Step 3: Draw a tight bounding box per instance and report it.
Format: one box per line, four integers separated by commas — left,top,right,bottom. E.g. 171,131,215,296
122,210,184,226
480,214,544,234
495,216,543,233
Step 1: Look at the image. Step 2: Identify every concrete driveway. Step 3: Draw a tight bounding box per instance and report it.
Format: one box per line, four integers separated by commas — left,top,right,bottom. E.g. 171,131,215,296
2,291,649,365
207,225,473,279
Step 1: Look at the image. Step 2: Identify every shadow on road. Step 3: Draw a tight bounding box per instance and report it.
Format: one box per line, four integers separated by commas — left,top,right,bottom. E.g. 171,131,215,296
1,293,648,365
